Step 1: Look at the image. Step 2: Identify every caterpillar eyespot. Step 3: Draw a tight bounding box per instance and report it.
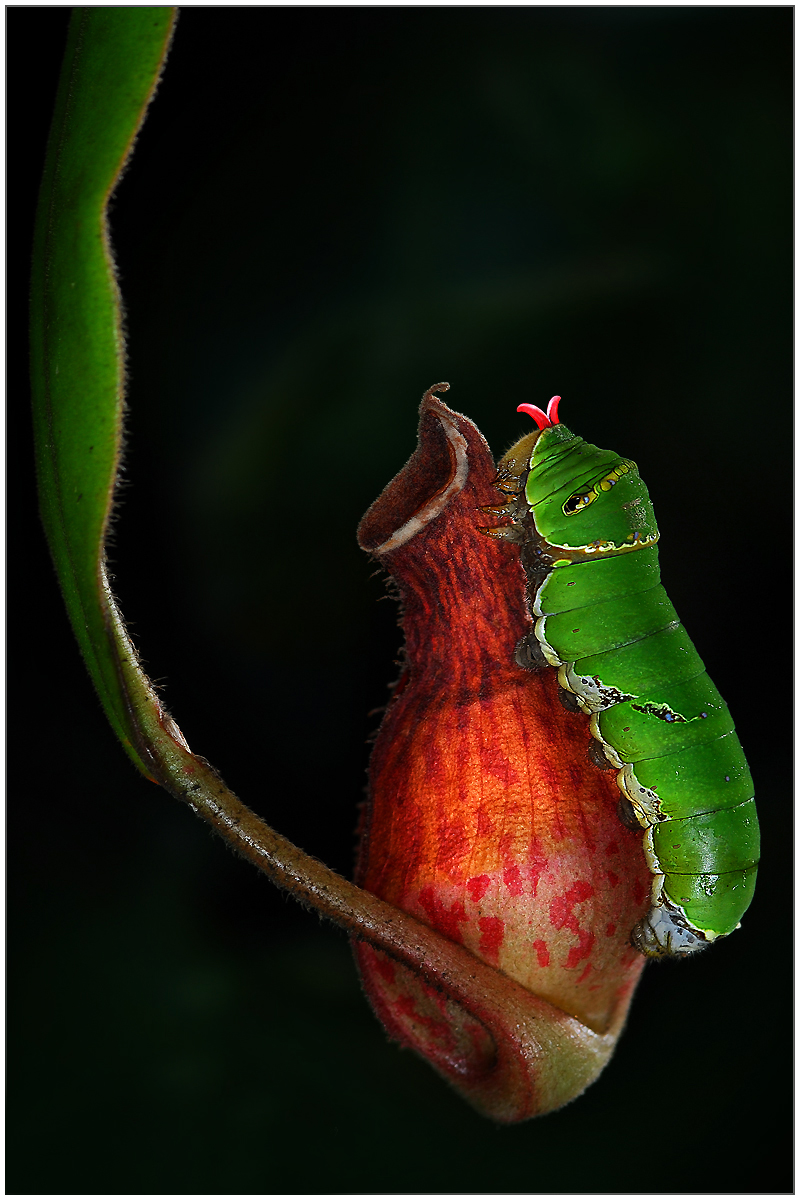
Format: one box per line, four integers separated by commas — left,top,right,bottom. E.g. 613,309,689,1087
498,399,759,959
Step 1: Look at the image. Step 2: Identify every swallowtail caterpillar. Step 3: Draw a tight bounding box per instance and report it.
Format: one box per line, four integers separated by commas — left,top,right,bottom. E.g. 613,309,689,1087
486,396,759,957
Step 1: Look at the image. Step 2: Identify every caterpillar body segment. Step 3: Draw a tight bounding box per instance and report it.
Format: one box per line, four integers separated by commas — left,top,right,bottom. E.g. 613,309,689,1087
496,406,759,958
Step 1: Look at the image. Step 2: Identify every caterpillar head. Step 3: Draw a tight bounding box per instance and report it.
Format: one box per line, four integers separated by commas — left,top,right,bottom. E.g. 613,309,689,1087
511,399,660,553
494,396,560,496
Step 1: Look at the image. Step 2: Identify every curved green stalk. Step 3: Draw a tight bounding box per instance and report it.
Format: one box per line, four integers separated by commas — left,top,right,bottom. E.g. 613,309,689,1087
27,11,628,1121
30,6,177,772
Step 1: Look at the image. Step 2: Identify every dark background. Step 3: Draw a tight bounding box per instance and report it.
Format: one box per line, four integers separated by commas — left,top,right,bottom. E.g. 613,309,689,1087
9,6,792,1194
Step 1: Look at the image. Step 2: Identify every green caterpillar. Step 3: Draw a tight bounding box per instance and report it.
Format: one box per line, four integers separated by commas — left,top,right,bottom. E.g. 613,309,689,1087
487,395,759,958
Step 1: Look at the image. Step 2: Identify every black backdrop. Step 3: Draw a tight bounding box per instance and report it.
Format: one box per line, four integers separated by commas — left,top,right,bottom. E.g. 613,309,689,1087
9,7,791,1194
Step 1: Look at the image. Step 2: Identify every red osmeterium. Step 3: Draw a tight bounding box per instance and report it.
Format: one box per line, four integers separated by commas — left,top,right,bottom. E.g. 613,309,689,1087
516,395,562,429
356,386,649,1081
516,403,551,429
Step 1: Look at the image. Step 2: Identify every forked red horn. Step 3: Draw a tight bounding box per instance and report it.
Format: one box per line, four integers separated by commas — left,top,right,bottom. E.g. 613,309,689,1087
517,395,561,430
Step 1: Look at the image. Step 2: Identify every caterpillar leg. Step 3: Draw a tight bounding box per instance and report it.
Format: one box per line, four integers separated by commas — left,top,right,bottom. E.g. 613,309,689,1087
616,796,643,831
587,737,617,771
514,631,549,672
631,896,709,958
557,685,582,713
